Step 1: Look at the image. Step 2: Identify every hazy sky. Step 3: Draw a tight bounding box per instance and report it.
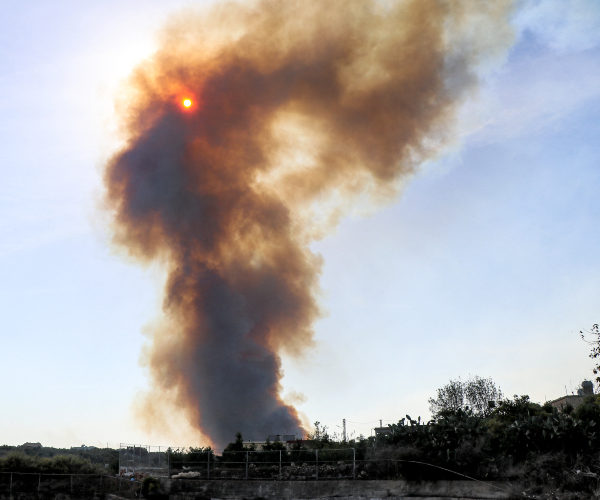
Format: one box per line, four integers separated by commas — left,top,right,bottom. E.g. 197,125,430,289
1,0,599,448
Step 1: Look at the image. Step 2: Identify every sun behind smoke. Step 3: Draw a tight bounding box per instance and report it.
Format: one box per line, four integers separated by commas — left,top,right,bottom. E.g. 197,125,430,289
104,0,517,448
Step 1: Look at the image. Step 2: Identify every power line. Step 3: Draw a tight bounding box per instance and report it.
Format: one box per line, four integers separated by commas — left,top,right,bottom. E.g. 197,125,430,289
346,419,395,424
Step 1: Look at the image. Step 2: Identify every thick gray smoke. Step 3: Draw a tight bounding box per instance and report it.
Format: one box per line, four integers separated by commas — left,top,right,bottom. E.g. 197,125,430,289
103,0,515,448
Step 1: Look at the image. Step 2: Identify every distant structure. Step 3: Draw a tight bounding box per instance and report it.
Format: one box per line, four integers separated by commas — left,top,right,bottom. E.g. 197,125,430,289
70,445,96,451
21,442,42,449
578,381,594,396
244,434,298,449
549,380,595,412
267,434,296,443
373,427,392,437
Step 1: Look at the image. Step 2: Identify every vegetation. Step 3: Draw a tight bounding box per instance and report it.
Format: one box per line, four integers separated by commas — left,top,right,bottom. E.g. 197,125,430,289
140,475,164,498
428,375,504,417
581,323,600,384
4,343,600,499
211,378,600,496
0,452,104,474
0,445,118,471
167,445,214,467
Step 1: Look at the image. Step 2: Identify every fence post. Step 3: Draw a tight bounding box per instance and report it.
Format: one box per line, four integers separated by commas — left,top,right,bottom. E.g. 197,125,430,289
9,473,12,492
315,449,318,481
119,478,121,492
245,451,249,480
38,473,41,492
279,450,282,480
207,451,210,480
71,474,73,493
353,448,356,480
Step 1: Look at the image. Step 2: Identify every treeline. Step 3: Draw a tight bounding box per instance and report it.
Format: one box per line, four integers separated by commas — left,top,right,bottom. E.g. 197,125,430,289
175,394,600,474
174,393,597,495
169,431,357,469
0,454,103,474
298,394,600,496
370,395,600,476
0,446,119,474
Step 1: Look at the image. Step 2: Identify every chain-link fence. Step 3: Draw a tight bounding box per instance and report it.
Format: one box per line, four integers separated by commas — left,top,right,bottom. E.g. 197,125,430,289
118,443,173,474
0,472,141,498
118,443,359,480
168,448,357,480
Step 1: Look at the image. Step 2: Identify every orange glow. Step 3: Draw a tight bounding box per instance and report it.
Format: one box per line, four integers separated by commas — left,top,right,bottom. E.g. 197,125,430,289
183,99,192,108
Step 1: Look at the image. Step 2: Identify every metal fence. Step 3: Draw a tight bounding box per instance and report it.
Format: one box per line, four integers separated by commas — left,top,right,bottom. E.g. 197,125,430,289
0,472,140,497
118,443,359,480
118,443,173,473
169,448,357,480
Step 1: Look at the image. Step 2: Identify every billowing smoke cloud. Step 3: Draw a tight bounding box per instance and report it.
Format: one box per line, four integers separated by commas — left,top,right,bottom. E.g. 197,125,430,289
104,0,515,448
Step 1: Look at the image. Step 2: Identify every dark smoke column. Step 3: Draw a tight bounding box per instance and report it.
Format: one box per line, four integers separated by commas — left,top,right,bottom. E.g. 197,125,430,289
103,0,516,447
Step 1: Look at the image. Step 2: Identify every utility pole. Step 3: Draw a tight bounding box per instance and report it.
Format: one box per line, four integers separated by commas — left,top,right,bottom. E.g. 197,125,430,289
343,419,346,441
379,419,382,428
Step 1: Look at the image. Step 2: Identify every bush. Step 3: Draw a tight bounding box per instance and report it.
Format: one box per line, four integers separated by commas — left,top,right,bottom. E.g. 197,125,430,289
573,395,600,422
371,393,600,482
0,452,101,474
487,395,549,424
141,476,162,498
374,411,492,478
107,457,120,475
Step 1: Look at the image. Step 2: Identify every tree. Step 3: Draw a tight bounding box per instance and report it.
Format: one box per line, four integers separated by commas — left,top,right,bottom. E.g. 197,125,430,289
261,438,286,451
305,421,332,448
487,395,548,424
581,324,600,385
429,375,503,418
429,379,464,415
223,432,246,453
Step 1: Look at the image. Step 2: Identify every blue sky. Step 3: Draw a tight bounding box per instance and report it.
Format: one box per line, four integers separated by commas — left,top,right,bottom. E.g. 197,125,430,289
1,0,599,447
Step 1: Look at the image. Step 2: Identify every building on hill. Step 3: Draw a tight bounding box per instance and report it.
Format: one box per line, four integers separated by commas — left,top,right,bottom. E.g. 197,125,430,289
549,380,595,412
550,395,587,411
21,442,42,449
578,380,595,396
243,434,299,450
70,445,96,451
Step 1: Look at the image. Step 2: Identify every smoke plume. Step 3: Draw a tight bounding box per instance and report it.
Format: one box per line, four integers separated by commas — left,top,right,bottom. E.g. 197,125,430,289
104,0,515,448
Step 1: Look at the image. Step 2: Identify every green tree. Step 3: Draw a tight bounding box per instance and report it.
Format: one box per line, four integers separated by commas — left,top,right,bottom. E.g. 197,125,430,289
429,376,503,418
487,395,548,424
223,432,246,452
305,421,332,448
261,438,286,451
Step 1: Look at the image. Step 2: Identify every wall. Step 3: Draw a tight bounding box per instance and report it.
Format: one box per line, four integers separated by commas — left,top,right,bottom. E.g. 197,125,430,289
164,479,513,499
0,479,515,500
549,395,586,411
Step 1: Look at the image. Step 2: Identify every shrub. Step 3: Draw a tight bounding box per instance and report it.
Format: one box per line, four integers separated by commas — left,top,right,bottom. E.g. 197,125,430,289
0,452,101,474
573,395,600,422
141,476,162,498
